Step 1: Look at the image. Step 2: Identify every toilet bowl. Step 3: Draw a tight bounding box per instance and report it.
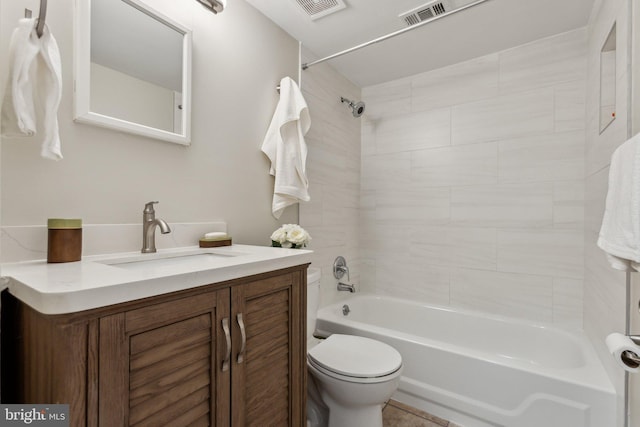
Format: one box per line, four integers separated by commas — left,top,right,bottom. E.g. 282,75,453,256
306,268,402,427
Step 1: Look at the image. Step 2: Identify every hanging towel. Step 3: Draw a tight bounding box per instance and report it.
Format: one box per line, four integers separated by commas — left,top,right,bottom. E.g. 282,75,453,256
1,18,63,160
261,76,311,219
597,133,640,271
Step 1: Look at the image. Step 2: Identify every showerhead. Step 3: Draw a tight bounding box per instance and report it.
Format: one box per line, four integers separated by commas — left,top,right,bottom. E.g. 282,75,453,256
341,97,366,118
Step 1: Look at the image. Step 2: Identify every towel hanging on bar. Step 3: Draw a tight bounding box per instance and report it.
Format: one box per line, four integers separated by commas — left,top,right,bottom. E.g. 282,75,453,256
1,16,63,160
261,77,311,218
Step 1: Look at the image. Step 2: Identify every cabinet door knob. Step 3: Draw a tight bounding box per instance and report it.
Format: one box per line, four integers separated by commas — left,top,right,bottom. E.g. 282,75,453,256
221,317,231,372
237,313,246,364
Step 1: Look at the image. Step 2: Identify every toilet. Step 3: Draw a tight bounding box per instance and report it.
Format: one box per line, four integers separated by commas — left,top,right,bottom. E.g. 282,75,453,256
306,268,403,427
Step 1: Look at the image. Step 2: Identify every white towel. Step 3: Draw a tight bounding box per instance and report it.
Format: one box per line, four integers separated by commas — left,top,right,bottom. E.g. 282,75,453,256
1,18,63,160
261,77,311,219
597,133,640,271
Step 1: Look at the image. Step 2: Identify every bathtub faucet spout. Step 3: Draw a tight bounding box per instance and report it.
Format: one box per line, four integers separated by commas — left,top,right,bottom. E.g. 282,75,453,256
337,282,355,293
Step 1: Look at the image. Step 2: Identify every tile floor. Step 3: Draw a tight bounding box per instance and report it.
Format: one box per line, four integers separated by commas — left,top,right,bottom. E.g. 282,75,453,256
382,400,462,427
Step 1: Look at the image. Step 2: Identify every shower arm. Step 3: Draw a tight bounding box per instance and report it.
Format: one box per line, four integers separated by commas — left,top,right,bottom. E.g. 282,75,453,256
301,0,491,70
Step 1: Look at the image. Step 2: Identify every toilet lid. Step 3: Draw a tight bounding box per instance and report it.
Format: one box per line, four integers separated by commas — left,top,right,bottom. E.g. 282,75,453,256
307,334,402,378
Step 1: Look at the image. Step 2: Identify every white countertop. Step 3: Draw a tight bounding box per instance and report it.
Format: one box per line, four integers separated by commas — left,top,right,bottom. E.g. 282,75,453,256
1,244,313,315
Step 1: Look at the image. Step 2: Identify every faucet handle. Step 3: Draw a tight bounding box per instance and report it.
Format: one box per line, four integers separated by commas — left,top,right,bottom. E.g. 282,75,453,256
144,201,159,213
333,256,350,281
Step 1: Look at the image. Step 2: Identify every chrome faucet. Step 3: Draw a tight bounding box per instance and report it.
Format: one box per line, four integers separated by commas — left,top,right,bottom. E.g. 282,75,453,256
141,201,171,253
337,282,355,293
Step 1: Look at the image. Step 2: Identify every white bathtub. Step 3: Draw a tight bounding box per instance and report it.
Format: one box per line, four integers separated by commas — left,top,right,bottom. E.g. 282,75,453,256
315,294,616,427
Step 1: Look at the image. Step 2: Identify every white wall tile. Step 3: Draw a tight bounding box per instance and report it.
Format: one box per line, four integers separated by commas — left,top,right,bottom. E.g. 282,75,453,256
499,28,587,95
357,12,588,330
555,80,587,132
553,180,585,229
376,258,451,306
498,131,585,183
376,108,451,154
411,54,499,113
358,258,377,294
299,54,361,307
305,225,348,251
361,118,377,157
553,277,584,328
361,152,411,191
360,224,413,274
411,142,498,187
585,167,609,234
299,182,324,227
376,187,450,225
450,268,553,323
362,78,412,119
497,228,584,279
451,183,553,227
410,226,497,271
306,143,348,187
584,231,627,386
451,89,555,145
583,0,631,413
1,222,226,262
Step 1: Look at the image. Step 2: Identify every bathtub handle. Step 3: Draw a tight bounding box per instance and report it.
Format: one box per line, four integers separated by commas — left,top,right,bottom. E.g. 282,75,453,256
237,313,246,364
221,317,231,372
333,256,350,281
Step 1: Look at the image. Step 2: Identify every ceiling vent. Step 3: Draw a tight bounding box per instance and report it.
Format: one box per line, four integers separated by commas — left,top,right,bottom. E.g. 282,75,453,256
399,0,478,26
294,0,347,20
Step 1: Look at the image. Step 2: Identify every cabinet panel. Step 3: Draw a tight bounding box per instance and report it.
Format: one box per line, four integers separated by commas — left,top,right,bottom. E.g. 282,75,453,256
231,270,306,427
99,289,230,427
99,313,128,426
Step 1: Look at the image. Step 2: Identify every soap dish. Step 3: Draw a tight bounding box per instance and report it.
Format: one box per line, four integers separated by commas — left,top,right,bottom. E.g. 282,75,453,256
199,237,232,248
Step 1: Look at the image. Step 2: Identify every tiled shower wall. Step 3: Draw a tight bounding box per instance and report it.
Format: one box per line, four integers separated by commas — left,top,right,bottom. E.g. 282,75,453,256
584,0,630,421
360,28,587,327
300,48,362,307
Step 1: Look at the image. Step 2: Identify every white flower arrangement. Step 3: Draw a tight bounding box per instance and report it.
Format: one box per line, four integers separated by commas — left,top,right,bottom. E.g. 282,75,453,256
270,224,311,249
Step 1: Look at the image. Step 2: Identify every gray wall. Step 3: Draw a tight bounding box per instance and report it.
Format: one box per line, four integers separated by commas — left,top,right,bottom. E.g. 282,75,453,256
0,0,300,246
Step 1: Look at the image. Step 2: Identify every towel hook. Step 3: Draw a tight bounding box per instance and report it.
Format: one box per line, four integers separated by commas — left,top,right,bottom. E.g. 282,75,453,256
36,0,47,37
25,0,47,38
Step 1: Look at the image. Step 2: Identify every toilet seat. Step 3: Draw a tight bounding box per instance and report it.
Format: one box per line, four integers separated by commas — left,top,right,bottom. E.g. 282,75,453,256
308,334,402,383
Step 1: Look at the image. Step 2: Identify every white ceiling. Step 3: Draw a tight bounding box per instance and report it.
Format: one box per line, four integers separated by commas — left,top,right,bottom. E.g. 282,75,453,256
245,0,596,88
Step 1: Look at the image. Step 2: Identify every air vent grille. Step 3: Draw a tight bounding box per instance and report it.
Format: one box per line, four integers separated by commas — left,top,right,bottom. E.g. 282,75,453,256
294,0,347,20
404,14,420,26
401,2,447,26
399,0,481,27
433,2,446,15
417,8,435,21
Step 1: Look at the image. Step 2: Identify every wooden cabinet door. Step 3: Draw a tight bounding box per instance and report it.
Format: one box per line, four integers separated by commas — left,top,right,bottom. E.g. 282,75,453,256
230,270,306,427
99,289,231,426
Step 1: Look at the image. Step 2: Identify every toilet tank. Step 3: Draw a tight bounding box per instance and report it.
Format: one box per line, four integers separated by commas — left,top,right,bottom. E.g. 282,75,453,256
307,267,321,340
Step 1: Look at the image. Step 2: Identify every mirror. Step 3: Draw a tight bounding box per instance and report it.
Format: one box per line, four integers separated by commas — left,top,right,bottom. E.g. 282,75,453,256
74,0,192,145
599,23,616,134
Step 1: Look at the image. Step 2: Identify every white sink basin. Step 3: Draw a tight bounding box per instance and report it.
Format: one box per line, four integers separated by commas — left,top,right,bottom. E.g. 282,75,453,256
99,250,237,271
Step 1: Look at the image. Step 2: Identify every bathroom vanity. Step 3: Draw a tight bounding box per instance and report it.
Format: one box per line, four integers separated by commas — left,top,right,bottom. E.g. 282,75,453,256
1,245,311,427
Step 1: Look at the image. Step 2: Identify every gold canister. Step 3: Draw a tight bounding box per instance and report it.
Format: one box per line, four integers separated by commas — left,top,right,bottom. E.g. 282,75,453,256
47,219,82,263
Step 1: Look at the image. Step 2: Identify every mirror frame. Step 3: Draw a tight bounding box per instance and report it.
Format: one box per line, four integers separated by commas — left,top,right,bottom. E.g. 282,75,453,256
74,0,192,145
